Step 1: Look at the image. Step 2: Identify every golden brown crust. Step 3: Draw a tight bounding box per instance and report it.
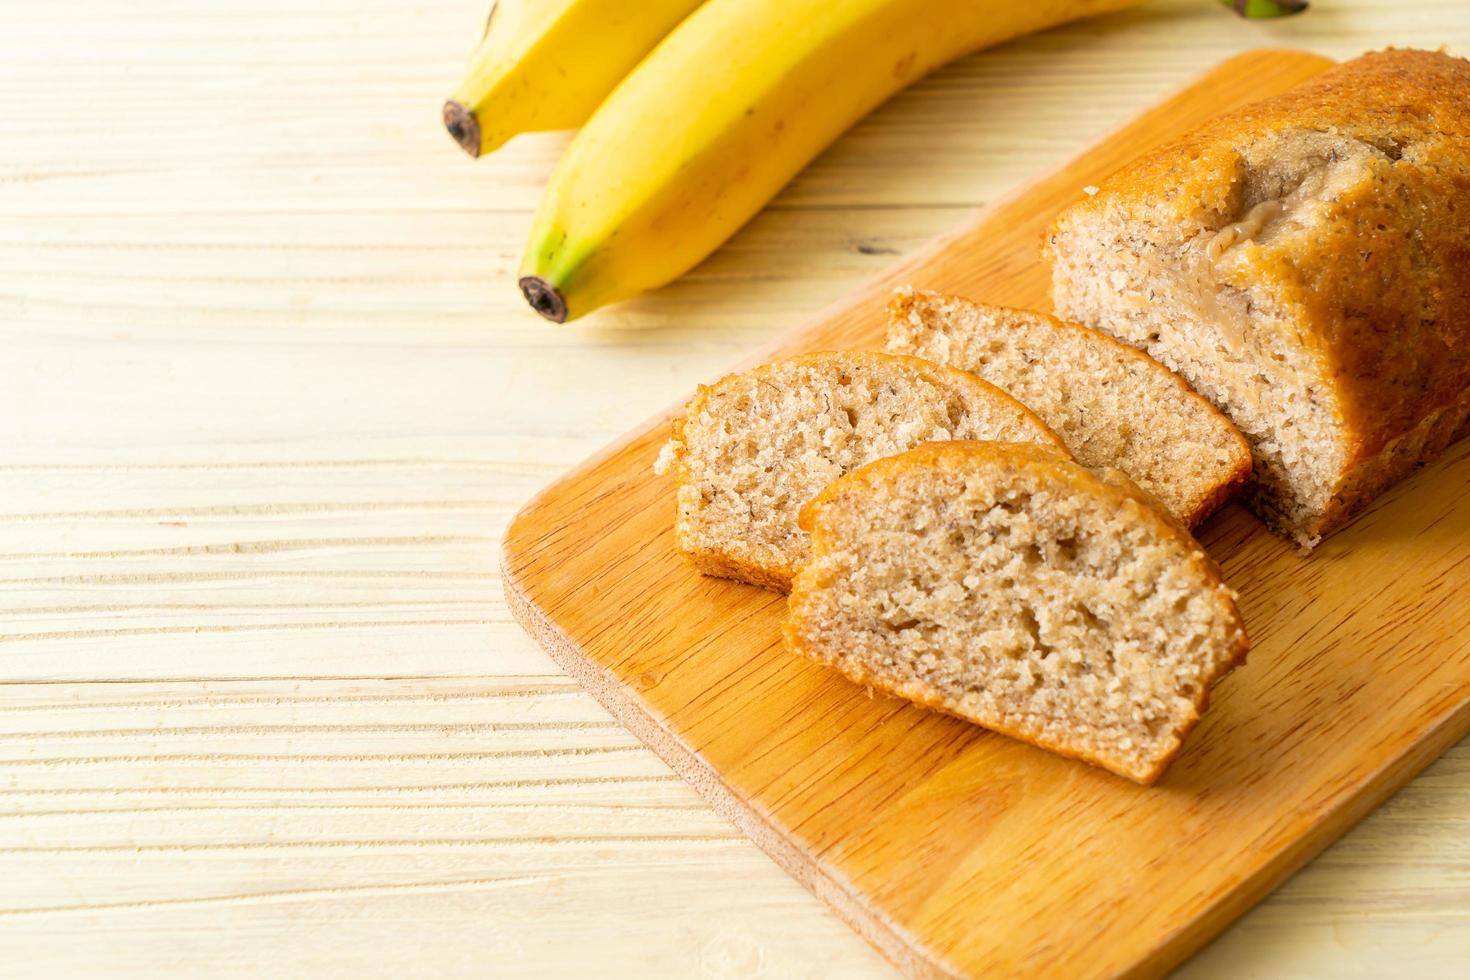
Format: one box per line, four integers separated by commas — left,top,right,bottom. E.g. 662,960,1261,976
786,440,1250,785
800,441,1144,535
683,547,797,593
678,350,1065,453
887,289,1253,529
665,351,1068,592
1047,49,1470,539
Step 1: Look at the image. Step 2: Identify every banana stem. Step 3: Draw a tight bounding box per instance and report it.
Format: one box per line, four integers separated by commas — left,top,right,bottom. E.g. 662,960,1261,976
442,101,482,158
1221,0,1308,17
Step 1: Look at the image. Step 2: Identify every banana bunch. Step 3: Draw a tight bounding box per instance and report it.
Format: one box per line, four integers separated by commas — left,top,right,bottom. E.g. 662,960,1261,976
446,0,1143,322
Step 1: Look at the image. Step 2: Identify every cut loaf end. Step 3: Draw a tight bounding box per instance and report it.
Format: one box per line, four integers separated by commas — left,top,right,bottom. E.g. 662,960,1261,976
658,351,1065,591
786,441,1249,783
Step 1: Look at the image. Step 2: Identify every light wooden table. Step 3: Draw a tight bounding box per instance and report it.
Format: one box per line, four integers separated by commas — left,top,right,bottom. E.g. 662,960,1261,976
2,2,1467,976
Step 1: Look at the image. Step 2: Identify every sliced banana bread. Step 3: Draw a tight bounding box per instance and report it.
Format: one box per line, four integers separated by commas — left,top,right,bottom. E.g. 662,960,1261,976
1046,49,1470,547
886,288,1251,527
785,441,1249,783
657,351,1065,591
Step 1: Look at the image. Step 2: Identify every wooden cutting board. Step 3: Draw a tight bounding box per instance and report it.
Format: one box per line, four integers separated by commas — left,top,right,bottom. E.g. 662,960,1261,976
502,49,1470,979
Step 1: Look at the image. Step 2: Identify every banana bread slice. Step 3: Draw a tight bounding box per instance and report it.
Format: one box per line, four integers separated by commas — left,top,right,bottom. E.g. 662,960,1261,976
887,288,1250,527
785,441,1248,784
1046,49,1470,547
657,351,1064,591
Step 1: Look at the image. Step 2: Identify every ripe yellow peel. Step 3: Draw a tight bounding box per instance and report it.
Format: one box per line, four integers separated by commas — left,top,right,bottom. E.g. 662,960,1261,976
446,0,706,157
519,0,1142,320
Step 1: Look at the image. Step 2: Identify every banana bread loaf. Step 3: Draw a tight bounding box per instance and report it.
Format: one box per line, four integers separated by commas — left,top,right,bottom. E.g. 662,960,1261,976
1046,49,1470,547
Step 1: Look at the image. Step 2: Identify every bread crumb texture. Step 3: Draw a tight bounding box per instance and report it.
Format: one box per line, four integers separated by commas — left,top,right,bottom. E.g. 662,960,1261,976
1047,49,1470,547
664,351,1063,591
886,288,1251,527
786,441,1249,784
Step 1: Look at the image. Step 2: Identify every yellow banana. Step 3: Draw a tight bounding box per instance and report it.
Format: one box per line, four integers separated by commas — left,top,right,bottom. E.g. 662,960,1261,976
518,0,1142,321
444,0,708,157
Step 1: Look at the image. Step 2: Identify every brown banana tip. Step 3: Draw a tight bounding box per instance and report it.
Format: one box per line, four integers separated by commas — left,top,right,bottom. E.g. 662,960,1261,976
442,101,482,158
519,277,568,323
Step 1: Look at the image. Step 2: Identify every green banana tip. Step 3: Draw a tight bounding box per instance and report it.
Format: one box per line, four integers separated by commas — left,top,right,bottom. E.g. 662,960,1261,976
443,101,482,158
520,277,569,323
1222,0,1309,18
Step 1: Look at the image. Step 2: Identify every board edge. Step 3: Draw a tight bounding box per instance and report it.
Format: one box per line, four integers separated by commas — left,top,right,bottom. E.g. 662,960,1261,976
499,549,964,980
1133,690,1470,978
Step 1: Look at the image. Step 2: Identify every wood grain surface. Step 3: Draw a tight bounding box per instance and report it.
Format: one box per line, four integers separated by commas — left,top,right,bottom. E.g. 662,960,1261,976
3,2,1469,977
503,49,1470,979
